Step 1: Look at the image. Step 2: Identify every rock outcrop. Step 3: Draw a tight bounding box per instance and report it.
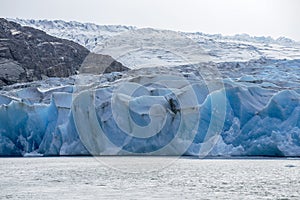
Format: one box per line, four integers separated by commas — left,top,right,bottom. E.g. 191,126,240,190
0,18,127,87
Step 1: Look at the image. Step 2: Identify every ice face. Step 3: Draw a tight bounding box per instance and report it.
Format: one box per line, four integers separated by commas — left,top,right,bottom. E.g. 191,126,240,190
0,60,300,157
0,79,89,156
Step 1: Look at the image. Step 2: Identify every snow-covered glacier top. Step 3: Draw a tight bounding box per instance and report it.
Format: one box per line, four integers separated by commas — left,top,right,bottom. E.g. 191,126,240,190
7,18,135,52
8,18,300,66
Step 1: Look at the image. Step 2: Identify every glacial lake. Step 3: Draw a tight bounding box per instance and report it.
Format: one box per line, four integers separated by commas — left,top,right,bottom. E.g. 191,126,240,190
1,157,300,199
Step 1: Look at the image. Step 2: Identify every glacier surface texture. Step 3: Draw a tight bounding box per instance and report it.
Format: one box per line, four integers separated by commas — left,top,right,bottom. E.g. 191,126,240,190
1,59,300,157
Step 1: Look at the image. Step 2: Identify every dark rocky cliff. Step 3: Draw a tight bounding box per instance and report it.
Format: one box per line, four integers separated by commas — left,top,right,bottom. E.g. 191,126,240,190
0,18,127,87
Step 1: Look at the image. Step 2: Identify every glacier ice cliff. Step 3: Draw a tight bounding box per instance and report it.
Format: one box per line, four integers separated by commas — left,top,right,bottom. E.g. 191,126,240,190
1,59,300,157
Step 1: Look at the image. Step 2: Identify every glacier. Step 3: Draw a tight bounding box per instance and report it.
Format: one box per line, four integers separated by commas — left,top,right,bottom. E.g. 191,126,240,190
1,58,300,157
1,19,300,157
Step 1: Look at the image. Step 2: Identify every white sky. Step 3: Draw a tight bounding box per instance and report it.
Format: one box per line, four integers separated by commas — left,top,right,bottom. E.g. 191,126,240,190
1,0,300,41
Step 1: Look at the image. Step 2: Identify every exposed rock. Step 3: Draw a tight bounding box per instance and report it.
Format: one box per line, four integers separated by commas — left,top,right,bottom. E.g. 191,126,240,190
0,18,128,86
80,53,128,74
0,58,25,86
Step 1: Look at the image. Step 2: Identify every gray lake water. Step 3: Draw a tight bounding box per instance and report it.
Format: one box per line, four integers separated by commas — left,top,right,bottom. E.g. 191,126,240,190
1,157,300,199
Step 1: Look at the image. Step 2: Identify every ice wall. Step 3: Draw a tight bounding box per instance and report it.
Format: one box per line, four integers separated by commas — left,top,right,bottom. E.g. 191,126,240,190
0,69,300,157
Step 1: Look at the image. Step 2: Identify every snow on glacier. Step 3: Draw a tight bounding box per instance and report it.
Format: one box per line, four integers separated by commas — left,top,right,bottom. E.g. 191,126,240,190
9,18,300,65
0,59,300,157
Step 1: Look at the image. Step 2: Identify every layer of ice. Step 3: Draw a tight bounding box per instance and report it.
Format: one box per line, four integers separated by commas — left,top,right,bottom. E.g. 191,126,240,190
0,60,300,157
